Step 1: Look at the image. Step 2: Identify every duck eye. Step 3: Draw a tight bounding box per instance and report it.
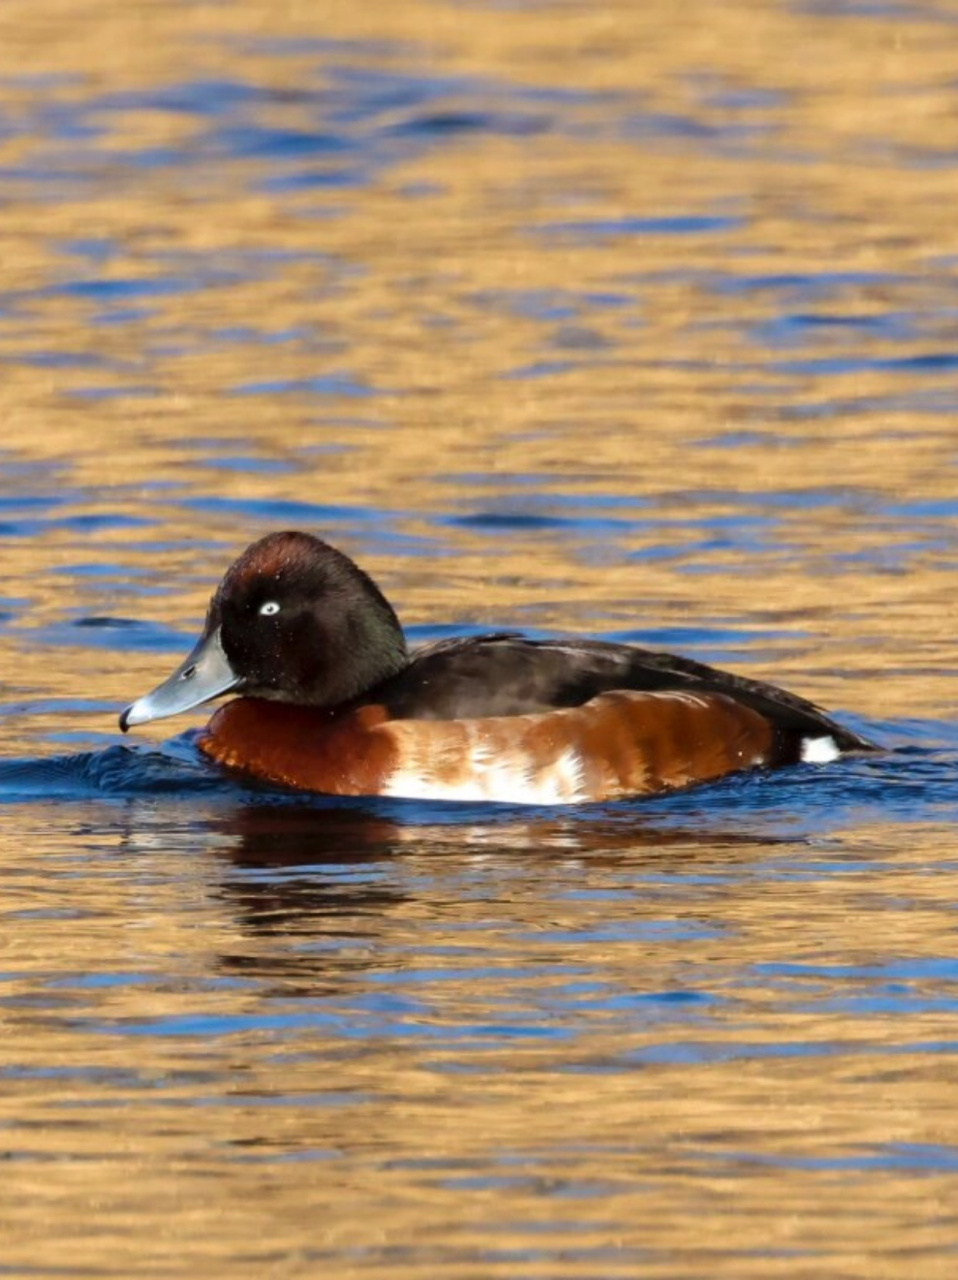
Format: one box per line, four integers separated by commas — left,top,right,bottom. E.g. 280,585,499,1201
259,601,281,617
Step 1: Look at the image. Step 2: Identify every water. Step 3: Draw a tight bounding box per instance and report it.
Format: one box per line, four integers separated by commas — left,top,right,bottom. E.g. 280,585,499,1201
2,0,958,1274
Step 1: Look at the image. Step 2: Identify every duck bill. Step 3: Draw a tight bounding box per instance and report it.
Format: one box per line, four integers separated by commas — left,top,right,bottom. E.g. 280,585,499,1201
119,628,241,732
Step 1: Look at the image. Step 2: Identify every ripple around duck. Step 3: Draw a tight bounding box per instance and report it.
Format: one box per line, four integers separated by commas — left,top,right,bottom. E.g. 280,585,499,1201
0,726,955,840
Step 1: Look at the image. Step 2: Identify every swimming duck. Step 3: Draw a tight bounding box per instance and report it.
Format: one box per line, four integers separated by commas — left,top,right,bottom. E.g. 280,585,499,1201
119,531,875,803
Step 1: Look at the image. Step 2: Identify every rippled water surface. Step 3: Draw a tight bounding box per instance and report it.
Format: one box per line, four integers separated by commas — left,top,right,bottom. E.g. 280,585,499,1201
4,0,958,1275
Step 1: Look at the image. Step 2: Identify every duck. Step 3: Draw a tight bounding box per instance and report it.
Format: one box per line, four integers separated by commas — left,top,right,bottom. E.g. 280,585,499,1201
119,530,876,804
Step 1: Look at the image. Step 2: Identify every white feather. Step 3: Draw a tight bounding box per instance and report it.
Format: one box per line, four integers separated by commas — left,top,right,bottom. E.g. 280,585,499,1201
800,735,840,764
384,742,586,805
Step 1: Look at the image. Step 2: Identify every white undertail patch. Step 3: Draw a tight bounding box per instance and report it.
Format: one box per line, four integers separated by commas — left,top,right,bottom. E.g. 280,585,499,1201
800,735,841,765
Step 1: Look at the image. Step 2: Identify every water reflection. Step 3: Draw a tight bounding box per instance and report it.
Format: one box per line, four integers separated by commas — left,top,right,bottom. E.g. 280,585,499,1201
3,0,958,1273
203,802,790,968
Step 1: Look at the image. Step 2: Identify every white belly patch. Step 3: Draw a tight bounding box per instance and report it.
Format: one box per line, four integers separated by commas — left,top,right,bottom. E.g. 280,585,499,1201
383,725,587,805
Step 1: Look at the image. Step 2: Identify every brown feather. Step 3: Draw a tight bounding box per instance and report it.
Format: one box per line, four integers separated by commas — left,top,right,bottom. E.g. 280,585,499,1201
199,699,397,795
380,690,773,802
199,690,776,803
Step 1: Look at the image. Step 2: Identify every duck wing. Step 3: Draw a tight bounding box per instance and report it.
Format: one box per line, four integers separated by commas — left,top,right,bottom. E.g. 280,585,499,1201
368,633,875,754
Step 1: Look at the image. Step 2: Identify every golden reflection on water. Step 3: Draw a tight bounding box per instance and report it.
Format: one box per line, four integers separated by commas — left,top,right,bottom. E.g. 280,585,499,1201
5,801,958,1276
0,0,955,728
0,0,958,1274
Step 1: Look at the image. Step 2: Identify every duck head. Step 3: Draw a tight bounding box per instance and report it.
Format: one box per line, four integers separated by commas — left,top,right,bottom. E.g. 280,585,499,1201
119,531,408,731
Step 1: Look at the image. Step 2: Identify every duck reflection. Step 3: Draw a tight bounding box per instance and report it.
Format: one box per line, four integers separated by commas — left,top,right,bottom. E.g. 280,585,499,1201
185,797,785,987
208,796,781,869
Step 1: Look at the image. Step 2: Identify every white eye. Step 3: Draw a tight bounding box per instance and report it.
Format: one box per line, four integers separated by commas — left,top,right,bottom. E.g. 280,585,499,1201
259,601,281,617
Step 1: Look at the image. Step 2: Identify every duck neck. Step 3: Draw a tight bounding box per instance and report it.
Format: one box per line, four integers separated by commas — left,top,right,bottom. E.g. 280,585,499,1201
340,587,408,701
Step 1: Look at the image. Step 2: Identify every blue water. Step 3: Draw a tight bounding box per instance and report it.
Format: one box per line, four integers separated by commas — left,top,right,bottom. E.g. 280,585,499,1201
4,1,958,1274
